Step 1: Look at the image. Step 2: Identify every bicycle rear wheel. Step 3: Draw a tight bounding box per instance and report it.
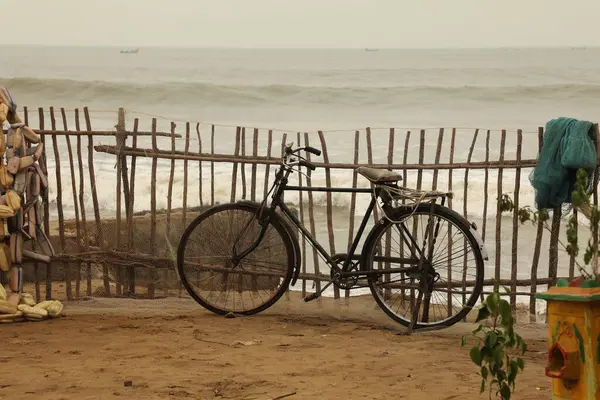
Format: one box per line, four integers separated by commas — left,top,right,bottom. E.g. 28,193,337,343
364,204,484,329
177,202,295,315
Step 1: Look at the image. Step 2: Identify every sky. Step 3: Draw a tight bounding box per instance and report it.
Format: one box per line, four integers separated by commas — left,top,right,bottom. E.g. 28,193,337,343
4,0,600,48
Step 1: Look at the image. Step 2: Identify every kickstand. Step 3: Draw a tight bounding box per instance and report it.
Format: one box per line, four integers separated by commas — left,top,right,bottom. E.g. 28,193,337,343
303,280,334,302
406,289,423,335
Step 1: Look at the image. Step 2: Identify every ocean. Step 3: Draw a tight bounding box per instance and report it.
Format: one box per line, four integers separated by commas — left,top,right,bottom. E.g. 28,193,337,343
1,46,599,311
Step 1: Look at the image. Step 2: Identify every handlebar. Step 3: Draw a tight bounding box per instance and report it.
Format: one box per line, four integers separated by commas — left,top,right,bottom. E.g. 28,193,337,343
299,159,316,171
283,144,321,171
304,146,321,156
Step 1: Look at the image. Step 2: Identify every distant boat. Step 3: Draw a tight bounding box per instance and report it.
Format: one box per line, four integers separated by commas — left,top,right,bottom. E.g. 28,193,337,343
365,48,379,52
120,48,140,54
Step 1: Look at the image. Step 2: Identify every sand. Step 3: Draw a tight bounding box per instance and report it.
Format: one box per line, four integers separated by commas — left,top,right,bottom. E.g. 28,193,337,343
0,293,552,400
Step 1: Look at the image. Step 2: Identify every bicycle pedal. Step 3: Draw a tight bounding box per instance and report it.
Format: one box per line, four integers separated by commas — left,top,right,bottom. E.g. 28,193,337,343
303,292,320,302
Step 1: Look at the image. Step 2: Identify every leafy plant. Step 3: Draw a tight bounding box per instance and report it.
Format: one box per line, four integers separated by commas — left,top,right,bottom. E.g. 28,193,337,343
499,168,599,279
462,289,528,400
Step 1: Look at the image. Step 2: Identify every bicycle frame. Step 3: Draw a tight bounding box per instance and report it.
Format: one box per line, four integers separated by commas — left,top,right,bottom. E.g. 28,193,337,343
234,165,431,281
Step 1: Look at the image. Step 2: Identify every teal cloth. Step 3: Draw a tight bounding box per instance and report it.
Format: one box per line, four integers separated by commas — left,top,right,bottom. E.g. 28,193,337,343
530,117,596,209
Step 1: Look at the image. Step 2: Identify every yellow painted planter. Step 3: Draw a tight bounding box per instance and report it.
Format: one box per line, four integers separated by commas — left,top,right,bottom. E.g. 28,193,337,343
537,280,600,399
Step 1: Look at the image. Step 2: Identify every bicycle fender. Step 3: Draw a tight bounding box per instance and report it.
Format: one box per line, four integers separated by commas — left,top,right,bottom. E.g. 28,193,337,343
469,222,489,262
235,200,302,286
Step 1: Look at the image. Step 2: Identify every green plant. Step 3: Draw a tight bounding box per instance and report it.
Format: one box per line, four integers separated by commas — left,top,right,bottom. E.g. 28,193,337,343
461,288,528,400
499,168,599,279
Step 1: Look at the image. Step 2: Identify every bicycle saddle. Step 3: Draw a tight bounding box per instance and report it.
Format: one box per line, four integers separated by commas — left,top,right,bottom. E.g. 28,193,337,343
357,167,402,183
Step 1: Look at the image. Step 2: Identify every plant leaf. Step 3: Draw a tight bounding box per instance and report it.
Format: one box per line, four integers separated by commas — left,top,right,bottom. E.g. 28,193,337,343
481,366,489,380
485,331,498,349
517,358,525,370
475,305,491,323
461,335,467,347
470,346,483,366
500,383,511,400
499,300,513,327
487,292,500,314
480,378,486,393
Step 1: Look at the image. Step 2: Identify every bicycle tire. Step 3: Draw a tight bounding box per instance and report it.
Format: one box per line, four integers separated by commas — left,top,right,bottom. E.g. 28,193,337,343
363,203,484,329
177,202,296,315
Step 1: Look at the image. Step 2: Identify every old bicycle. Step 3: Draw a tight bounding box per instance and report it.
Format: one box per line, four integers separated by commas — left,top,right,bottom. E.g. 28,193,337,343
177,143,487,330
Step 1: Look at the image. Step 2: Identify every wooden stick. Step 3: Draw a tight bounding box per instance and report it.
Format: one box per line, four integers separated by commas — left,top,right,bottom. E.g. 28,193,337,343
114,108,125,296
366,127,378,222
431,128,444,190
50,107,72,300
402,131,411,197
297,132,306,298
116,109,131,228
127,118,139,295
447,128,456,318
93,145,538,170
74,109,86,297
510,130,522,311
149,118,158,299
463,129,479,315
166,122,176,249
210,125,215,206
318,131,339,299
197,123,203,207
494,130,507,290
529,126,545,321
344,131,361,299
417,130,425,191
263,130,273,199
38,108,51,300
3,129,179,138
482,130,490,241
241,127,247,199
62,107,82,298
84,107,106,297
549,206,562,288
182,122,190,226
304,133,321,294
230,127,241,202
251,129,258,202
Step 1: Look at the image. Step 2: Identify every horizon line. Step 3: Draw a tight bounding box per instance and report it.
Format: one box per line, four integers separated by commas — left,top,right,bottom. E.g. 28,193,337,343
0,44,597,51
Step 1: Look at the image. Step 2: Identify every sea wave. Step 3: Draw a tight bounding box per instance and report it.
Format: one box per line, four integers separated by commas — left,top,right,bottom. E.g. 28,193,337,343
1,76,599,107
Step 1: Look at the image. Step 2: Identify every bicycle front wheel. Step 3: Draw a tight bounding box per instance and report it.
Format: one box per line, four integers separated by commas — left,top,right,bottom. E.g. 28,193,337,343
177,202,295,315
364,204,484,329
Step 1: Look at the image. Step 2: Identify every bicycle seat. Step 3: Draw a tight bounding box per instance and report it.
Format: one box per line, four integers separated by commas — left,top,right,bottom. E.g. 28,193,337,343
357,167,402,184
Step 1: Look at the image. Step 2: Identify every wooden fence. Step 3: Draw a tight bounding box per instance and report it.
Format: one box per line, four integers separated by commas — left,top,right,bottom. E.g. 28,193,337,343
4,106,598,322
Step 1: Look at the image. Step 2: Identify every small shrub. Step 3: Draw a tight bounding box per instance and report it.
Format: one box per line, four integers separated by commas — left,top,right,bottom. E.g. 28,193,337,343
461,288,528,400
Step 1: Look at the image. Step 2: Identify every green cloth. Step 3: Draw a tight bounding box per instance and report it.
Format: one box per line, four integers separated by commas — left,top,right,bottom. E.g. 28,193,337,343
530,117,596,209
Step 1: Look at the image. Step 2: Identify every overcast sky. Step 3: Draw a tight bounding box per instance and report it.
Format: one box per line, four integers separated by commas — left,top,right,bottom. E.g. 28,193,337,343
4,0,600,48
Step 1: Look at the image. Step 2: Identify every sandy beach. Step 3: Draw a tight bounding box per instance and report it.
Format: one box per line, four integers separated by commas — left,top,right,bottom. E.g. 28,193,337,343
0,292,551,400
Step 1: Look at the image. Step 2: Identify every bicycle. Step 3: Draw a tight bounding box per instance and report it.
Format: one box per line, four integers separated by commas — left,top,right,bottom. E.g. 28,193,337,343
177,143,488,330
